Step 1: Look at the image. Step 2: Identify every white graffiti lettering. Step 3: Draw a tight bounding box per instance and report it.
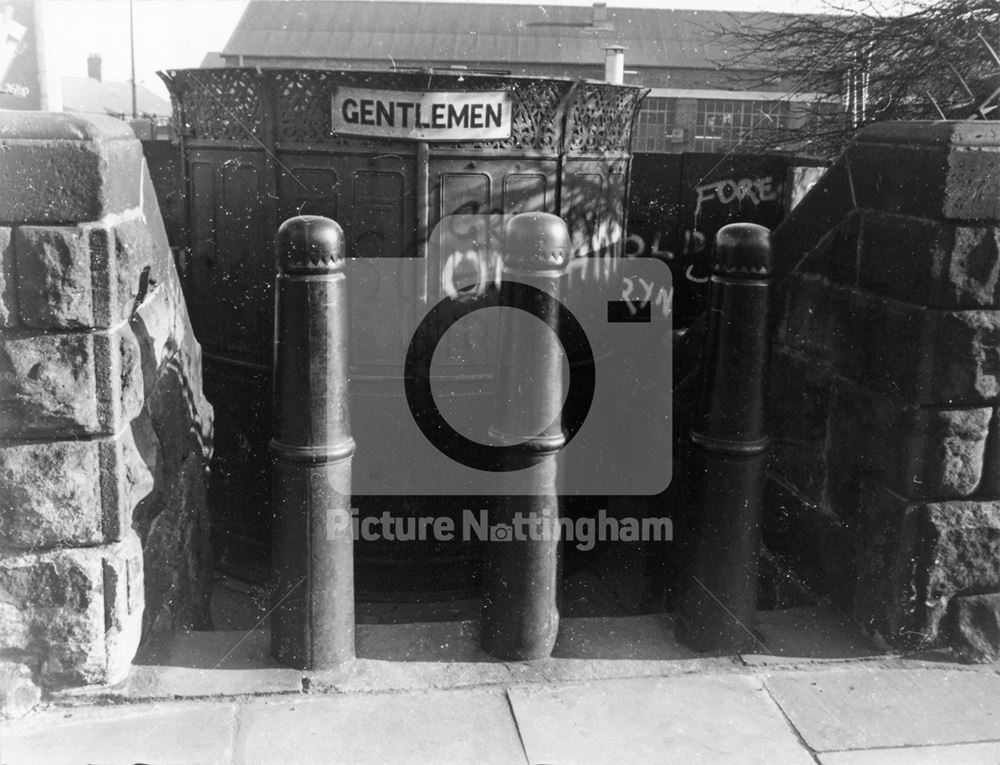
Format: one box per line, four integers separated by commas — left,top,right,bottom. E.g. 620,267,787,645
694,176,780,218
621,277,673,318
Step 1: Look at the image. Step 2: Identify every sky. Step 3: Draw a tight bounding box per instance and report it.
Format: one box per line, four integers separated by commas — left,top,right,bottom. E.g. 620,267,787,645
40,0,886,101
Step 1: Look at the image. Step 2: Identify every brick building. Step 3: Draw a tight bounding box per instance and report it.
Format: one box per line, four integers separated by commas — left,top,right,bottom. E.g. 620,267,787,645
218,0,827,155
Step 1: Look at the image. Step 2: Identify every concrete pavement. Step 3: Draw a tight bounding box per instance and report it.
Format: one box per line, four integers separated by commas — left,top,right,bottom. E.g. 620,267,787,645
2,608,999,764
3,662,1000,764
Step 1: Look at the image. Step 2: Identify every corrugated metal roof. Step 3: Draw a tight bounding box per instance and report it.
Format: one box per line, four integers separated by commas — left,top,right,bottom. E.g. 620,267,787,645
222,1,785,69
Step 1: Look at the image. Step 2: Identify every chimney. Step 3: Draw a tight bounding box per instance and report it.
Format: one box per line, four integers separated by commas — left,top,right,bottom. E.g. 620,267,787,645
592,2,608,24
87,53,101,82
604,45,625,84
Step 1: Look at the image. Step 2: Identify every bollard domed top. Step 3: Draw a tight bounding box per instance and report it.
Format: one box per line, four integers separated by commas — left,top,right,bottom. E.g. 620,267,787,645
503,212,571,272
276,215,345,274
712,223,772,279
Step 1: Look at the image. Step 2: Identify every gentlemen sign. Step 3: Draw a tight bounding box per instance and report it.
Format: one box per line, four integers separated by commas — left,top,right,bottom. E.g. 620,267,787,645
332,88,513,141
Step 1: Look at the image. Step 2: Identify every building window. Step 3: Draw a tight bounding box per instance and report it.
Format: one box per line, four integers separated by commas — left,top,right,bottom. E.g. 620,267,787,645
631,97,677,153
694,99,790,153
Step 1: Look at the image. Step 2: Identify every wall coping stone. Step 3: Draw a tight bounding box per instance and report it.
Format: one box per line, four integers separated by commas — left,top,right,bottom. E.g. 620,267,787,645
0,112,136,142
856,121,1000,147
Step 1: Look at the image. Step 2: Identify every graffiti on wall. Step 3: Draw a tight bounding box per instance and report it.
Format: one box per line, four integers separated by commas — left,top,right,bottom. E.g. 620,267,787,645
693,175,781,218
627,153,826,325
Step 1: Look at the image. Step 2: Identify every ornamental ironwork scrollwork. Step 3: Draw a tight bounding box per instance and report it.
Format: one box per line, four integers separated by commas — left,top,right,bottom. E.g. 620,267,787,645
162,68,644,153
564,83,647,154
274,69,334,143
164,69,263,141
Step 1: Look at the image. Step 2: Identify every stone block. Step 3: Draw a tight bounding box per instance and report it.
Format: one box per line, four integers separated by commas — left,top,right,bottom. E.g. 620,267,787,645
0,427,154,550
0,228,16,327
922,501,1000,620
978,407,1000,498
14,218,154,330
855,121,1000,222
825,382,875,524
140,158,176,282
0,547,106,686
917,308,1000,405
0,331,98,433
854,482,924,645
112,216,156,323
132,353,213,634
857,488,1000,647
0,112,142,225
786,283,1000,405
848,143,951,221
793,208,861,286
0,534,143,688
102,532,144,683
944,147,1000,221
762,477,856,611
780,273,859,369
0,323,144,439
0,440,102,548
132,281,187,391
947,592,1000,660
903,408,992,497
768,348,832,504
833,383,992,499
0,662,41,719
859,212,1000,309
775,122,1000,312
13,225,95,328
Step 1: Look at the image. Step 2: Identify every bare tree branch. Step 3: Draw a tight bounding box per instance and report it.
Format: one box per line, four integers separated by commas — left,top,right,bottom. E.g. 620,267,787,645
711,0,1000,157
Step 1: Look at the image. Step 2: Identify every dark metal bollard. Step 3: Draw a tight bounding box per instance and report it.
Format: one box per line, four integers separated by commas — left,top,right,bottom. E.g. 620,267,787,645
481,213,571,660
675,223,772,652
270,215,356,669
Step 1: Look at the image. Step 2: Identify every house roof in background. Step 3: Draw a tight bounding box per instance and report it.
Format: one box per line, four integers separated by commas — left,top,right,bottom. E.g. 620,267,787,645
200,51,227,68
61,76,172,118
221,0,789,69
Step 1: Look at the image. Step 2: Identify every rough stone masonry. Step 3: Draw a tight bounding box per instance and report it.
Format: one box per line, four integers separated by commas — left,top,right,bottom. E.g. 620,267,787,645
767,121,1000,659
0,112,213,704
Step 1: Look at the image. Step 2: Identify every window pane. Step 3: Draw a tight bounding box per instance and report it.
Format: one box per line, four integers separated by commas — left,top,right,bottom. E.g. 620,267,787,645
631,96,677,153
693,99,790,153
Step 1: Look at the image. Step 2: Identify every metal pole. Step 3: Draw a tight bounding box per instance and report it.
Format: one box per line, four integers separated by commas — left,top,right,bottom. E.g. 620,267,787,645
481,213,571,660
271,216,356,669
129,0,137,119
675,223,772,652
31,1,61,112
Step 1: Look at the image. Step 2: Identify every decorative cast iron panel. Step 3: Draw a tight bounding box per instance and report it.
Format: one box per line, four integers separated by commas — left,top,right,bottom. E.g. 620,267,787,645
161,68,647,154
162,69,263,141
564,82,647,155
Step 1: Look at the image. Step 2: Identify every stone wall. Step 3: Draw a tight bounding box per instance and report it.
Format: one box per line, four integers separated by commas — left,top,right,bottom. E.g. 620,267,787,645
768,122,1000,658
0,112,213,698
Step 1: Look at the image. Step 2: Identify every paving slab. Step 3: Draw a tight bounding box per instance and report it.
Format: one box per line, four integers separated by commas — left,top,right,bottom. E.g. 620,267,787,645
743,607,885,664
764,668,1000,751
507,674,815,764
0,701,237,765
818,740,1000,764
234,687,526,765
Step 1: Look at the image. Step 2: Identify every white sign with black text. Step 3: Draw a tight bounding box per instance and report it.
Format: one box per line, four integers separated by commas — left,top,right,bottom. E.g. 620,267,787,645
331,87,513,141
